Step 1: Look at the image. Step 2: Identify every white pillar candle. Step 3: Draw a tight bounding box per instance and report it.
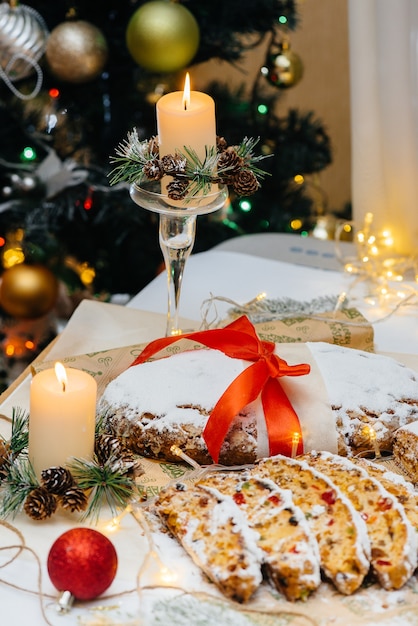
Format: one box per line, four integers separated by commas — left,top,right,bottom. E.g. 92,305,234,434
156,73,217,196
29,363,97,478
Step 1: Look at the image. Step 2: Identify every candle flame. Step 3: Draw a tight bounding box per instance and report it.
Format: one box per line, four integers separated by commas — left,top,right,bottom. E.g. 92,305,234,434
55,362,67,392
182,72,191,110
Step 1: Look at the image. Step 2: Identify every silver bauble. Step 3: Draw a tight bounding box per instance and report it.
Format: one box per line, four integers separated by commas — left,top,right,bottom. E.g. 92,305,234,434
0,2,48,82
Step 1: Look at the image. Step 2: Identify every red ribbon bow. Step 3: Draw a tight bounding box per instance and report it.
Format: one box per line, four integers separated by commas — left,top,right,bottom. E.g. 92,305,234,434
130,315,310,462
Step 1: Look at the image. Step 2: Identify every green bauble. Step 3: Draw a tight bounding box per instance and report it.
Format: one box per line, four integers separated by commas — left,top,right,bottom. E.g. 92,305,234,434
126,1,200,73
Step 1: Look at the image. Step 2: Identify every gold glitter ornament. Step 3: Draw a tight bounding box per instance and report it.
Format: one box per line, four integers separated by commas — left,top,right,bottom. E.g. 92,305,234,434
45,20,108,84
126,1,200,73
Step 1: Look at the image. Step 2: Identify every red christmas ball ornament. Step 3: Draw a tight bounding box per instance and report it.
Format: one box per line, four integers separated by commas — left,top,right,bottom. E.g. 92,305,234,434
47,528,118,601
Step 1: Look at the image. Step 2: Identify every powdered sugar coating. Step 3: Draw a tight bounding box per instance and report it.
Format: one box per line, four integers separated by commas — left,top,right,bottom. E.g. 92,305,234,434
397,420,418,435
303,450,418,590
198,470,322,600
392,420,418,483
101,349,256,430
99,342,418,463
308,342,418,453
183,486,263,585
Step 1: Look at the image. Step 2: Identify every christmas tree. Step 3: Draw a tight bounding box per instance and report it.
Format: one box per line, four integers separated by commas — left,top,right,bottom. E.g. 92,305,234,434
0,0,336,388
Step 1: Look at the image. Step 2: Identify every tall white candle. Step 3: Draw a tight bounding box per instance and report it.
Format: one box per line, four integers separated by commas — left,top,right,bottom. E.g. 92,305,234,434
156,73,217,196
29,363,97,478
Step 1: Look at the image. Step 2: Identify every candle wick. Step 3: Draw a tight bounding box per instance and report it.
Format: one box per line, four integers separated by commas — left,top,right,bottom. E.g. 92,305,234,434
62,381,66,392
184,102,187,111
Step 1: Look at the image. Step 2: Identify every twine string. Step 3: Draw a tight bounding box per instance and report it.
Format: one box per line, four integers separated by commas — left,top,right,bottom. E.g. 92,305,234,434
0,517,137,625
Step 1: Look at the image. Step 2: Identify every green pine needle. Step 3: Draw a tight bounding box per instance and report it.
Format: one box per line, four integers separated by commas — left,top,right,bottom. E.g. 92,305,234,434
0,457,38,518
108,130,272,195
108,128,153,186
9,407,29,456
68,455,137,521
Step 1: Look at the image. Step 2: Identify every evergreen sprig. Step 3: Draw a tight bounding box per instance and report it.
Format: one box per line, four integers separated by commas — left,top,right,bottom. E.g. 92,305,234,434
179,145,220,197
108,131,271,200
0,457,38,518
9,407,29,457
68,455,138,521
108,128,155,186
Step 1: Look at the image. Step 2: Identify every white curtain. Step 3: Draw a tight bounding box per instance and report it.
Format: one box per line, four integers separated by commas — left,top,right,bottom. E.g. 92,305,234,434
348,0,418,255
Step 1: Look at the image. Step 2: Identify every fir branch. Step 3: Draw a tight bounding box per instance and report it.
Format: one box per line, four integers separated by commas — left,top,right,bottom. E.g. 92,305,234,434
235,136,272,178
108,129,154,186
179,145,220,197
108,131,271,201
95,411,109,436
9,407,29,456
68,455,137,521
0,457,38,518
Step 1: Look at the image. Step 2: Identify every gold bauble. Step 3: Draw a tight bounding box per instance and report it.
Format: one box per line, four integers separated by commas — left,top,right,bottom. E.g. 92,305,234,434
126,1,200,73
266,43,304,89
45,20,108,83
0,264,59,319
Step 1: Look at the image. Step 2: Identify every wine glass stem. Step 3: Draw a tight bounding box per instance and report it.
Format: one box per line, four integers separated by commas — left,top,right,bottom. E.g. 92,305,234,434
159,213,197,336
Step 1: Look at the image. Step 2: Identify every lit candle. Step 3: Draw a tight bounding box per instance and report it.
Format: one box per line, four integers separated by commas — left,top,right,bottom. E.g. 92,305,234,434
28,362,97,478
156,72,217,195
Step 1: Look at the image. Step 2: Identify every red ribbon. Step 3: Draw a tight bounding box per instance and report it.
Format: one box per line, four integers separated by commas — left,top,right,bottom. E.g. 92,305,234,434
131,315,310,462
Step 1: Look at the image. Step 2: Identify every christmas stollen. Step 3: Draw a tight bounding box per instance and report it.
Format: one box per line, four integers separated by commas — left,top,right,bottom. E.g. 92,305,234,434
300,450,417,590
253,454,371,595
154,481,263,603
351,456,418,550
99,315,418,464
196,470,321,602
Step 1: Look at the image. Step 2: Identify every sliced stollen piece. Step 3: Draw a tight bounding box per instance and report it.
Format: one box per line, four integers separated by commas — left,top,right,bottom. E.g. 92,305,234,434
351,457,418,552
154,482,263,603
392,421,418,483
197,470,321,602
253,454,371,595
301,450,417,590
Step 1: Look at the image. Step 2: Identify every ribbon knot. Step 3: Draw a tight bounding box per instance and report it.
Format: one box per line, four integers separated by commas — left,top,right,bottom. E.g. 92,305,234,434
131,315,310,462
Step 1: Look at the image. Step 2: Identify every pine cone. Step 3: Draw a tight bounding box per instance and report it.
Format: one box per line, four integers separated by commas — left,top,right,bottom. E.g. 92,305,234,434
95,433,126,465
24,487,58,520
143,158,164,181
166,179,189,201
59,487,88,513
148,135,159,157
216,136,228,152
125,457,144,479
232,169,260,196
41,466,74,494
161,154,186,175
217,146,244,179
0,440,11,480
110,452,144,479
